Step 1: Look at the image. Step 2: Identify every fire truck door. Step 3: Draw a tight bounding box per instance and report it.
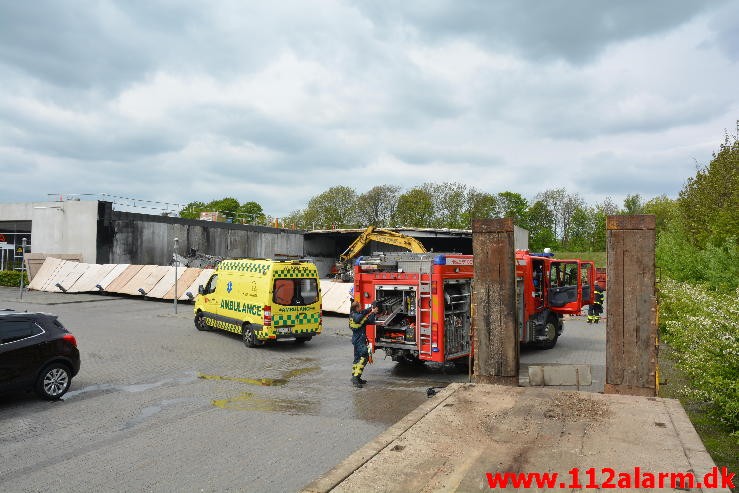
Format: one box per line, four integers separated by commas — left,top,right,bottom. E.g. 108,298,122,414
547,261,582,314
580,261,595,305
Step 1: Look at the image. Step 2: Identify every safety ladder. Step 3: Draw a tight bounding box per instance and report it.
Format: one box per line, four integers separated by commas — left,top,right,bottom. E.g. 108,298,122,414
417,258,433,357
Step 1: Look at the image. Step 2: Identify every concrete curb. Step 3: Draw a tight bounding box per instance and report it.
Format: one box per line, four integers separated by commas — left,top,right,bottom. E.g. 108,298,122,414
664,399,732,493
301,383,463,493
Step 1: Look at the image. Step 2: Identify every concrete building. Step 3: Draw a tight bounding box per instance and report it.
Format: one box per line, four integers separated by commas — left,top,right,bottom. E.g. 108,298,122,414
1,200,525,278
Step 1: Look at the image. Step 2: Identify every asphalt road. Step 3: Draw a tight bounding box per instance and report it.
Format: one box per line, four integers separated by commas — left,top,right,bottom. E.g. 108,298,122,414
0,288,471,492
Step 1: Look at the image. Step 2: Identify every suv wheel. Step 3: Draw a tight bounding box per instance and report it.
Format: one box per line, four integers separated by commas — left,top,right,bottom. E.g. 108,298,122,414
36,363,72,400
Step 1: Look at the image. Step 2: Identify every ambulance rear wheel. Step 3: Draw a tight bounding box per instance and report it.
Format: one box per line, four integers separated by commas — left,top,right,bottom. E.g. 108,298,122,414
195,311,210,332
294,336,312,344
242,324,258,348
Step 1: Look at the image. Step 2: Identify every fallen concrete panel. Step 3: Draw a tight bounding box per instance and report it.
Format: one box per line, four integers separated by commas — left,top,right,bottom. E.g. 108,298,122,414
304,384,729,493
168,268,212,300
24,253,82,281
320,279,352,314
59,262,90,292
27,257,63,291
48,260,84,292
105,265,144,293
70,264,118,292
119,265,165,296
146,267,179,299
98,264,130,290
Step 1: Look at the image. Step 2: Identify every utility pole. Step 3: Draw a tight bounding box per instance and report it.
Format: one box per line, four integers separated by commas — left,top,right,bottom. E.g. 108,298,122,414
19,238,27,299
173,237,179,314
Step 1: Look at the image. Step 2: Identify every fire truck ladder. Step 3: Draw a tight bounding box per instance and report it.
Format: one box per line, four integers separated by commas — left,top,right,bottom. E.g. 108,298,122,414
417,260,433,357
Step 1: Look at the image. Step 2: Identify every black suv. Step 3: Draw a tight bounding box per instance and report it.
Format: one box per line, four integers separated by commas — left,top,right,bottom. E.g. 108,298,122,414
0,310,81,400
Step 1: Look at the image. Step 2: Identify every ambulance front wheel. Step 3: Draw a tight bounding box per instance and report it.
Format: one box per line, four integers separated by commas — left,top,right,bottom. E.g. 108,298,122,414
242,324,259,348
194,311,210,332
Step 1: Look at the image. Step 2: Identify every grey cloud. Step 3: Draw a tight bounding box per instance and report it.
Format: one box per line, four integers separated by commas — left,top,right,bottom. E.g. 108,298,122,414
354,1,723,64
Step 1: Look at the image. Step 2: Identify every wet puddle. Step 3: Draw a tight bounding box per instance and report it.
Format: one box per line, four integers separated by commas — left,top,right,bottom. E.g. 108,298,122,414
212,392,317,414
202,366,320,413
64,372,199,400
198,366,319,387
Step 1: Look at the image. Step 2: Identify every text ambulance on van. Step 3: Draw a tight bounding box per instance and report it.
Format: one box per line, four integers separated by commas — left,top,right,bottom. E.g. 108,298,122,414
194,259,322,347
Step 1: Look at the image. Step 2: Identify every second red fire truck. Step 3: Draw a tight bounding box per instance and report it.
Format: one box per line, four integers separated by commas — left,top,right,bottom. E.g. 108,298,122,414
353,251,595,365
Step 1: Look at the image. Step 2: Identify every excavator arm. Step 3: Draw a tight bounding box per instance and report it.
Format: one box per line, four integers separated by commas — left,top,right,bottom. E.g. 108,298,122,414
339,226,427,262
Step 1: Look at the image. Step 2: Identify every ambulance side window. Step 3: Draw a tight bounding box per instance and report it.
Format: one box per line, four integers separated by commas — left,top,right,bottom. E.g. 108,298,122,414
204,275,218,294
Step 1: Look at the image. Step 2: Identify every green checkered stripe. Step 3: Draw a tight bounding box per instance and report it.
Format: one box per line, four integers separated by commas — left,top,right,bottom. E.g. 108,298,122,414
218,261,271,275
273,265,316,279
273,312,321,327
205,316,241,334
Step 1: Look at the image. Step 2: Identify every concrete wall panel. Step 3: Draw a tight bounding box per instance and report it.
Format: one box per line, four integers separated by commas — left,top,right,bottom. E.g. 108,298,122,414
106,265,144,293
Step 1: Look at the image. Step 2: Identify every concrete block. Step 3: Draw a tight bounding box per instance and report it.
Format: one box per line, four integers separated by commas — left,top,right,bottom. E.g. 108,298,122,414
528,365,592,386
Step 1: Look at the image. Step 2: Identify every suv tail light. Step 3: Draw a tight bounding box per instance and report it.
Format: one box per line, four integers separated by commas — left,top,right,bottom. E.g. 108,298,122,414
263,305,272,327
62,333,77,347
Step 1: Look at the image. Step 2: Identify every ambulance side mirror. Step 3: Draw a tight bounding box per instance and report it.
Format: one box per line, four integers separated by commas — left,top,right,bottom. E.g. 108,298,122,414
198,285,204,295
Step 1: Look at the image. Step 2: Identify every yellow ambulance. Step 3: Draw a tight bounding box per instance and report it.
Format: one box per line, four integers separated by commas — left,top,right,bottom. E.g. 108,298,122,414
194,258,322,347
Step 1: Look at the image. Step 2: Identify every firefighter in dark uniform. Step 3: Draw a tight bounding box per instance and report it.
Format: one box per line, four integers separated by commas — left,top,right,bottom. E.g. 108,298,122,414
587,283,605,323
349,301,378,388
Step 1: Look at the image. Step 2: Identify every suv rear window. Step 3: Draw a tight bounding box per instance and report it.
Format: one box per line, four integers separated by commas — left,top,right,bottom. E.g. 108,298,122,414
273,278,319,306
0,320,44,344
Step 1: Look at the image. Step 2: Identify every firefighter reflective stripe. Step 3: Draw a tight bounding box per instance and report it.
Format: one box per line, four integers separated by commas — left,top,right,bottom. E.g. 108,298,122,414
349,313,371,330
272,312,321,326
352,357,367,376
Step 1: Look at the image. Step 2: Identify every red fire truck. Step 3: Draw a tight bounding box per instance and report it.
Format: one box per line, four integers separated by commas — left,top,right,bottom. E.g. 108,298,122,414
354,251,595,365
516,250,596,349
354,252,473,365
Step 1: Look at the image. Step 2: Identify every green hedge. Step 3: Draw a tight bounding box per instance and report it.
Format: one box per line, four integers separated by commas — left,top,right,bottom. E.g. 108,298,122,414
659,279,739,441
0,270,29,287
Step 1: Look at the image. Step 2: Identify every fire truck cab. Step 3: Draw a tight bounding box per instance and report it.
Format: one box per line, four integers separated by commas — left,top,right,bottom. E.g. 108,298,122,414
516,250,595,348
354,252,473,365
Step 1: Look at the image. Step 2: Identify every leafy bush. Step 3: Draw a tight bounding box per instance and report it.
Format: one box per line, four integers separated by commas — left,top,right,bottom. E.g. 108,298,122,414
659,279,739,440
0,270,29,287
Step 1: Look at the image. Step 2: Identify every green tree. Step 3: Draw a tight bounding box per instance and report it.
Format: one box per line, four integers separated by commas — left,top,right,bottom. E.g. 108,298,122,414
393,187,434,227
429,182,469,229
622,193,644,214
678,130,739,247
496,191,529,223
302,186,358,229
589,197,618,251
179,201,207,219
355,185,401,227
526,200,556,251
205,197,240,222
237,201,266,225
642,195,678,235
463,190,499,228
564,205,591,251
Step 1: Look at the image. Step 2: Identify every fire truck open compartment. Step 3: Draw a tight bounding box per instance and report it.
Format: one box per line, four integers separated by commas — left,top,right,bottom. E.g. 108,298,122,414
355,252,474,364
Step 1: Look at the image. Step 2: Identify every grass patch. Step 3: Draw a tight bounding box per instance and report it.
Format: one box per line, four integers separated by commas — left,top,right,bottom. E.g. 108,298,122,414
659,344,738,491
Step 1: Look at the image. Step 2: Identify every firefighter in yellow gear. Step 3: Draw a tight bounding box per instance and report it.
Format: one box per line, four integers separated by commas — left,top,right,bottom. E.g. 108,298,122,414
349,301,378,388
587,283,605,324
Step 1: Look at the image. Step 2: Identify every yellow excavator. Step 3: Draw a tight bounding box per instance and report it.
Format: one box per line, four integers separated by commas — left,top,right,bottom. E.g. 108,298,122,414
334,226,427,281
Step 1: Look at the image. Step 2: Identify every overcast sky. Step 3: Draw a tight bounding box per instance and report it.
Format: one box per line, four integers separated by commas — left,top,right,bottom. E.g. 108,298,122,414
1,1,737,217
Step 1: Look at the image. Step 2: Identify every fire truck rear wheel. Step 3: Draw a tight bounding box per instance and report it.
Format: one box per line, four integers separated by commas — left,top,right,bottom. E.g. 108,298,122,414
538,317,559,350
242,324,258,348
399,354,425,367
